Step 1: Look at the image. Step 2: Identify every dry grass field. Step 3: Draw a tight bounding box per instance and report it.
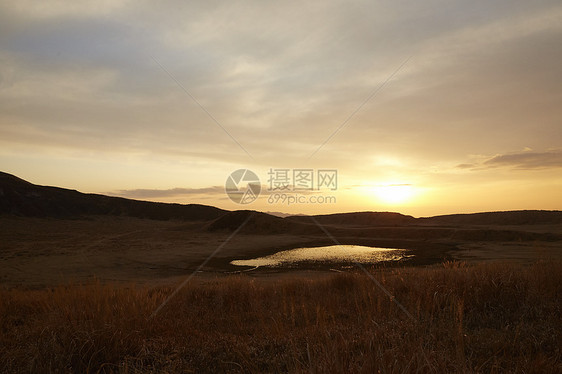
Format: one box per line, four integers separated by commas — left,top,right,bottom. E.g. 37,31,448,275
1,260,560,373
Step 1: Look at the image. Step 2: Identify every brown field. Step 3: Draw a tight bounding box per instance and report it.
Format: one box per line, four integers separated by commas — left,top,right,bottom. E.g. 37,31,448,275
1,260,561,373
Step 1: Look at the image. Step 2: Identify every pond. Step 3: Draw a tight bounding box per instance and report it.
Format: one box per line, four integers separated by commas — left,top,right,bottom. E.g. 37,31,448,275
230,245,413,268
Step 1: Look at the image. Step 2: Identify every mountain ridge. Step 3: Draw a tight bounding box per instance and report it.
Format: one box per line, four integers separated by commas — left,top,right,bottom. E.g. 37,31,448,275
1,171,561,227
0,171,226,221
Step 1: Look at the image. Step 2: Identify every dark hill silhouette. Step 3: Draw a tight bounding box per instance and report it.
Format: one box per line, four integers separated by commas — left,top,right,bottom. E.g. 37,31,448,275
1,171,561,235
288,211,562,227
205,210,561,242
420,210,562,226
206,210,288,233
287,211,416,226
204,210,325,235
0,171,226,221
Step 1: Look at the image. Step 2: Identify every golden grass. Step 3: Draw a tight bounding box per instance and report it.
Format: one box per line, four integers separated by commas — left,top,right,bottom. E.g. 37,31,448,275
1,261,561,373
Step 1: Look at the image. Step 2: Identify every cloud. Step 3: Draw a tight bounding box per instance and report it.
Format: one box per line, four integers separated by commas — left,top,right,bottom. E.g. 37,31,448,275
483,150,562,169
458,149,562,170
112,186,224,199
113,183,323,200
1,0,562,190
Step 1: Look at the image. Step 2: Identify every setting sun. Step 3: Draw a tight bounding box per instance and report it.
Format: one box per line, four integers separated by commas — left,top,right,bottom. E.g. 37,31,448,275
373,184,415,204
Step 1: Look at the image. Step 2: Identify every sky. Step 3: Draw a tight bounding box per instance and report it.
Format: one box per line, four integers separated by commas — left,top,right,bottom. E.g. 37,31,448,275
1,0,561,217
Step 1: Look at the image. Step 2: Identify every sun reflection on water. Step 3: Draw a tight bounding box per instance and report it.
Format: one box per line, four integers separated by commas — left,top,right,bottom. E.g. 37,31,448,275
231,245,412,267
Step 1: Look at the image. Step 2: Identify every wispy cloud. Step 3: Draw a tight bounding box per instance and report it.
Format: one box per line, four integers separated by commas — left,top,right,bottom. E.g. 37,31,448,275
112,186,224,199
458,149,562,170
484,150,562,169
2,0,561,169
112,183,323,200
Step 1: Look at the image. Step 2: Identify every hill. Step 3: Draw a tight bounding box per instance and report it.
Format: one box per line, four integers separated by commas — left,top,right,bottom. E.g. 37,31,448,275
2,171,561,230
420,210,562,225
0,171,226,221
287,211,416,226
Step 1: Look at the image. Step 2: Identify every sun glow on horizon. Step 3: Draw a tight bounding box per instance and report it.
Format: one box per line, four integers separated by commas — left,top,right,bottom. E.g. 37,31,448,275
373,184,415,205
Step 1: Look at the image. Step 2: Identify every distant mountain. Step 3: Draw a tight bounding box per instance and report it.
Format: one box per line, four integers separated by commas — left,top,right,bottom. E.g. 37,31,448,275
205,210,296,233
0,171,226,221
263,211,297,218
420,210,562,226
288,210,562,227
287,211,417,226
2,171,561,231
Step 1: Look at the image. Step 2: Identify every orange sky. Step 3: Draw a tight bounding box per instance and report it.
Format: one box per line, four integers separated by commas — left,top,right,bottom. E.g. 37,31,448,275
1,0,561,217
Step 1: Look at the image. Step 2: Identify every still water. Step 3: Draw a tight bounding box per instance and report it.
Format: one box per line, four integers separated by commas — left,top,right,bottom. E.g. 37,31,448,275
231,245,412,267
